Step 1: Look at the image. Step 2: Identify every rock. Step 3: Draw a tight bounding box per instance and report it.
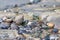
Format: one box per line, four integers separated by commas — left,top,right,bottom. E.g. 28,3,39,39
0,22,10,29
5,19,13,23
50,34,59,40
47,22,54,28
10,22,19,30
18,28,26,34
2,16,7,21
23,33,32,38
0,18,3,23
23,13,33,21
14,14,24,24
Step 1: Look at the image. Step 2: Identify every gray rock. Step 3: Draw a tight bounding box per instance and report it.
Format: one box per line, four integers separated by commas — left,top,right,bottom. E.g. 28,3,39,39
10,22,19,30
0,22,10,29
